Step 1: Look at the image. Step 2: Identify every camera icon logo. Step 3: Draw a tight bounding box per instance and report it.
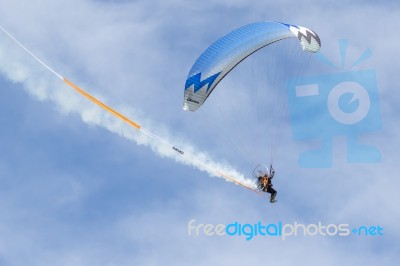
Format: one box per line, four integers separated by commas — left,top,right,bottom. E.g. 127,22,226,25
328,81,370,125
286,41,382,168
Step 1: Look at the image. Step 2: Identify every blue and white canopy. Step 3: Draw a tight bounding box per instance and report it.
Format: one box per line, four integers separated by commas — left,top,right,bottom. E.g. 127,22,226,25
183,21,321,111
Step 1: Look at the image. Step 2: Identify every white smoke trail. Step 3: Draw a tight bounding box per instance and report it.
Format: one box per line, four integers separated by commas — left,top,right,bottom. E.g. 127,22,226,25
0,26,257,191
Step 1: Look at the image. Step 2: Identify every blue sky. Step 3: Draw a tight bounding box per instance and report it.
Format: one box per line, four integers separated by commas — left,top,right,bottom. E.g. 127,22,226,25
0,0,399,265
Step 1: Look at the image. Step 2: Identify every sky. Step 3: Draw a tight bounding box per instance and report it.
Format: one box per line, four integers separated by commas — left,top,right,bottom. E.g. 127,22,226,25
0,0,399,265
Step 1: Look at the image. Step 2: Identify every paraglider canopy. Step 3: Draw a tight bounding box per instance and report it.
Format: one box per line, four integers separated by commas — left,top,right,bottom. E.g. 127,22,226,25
183,21,321,111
